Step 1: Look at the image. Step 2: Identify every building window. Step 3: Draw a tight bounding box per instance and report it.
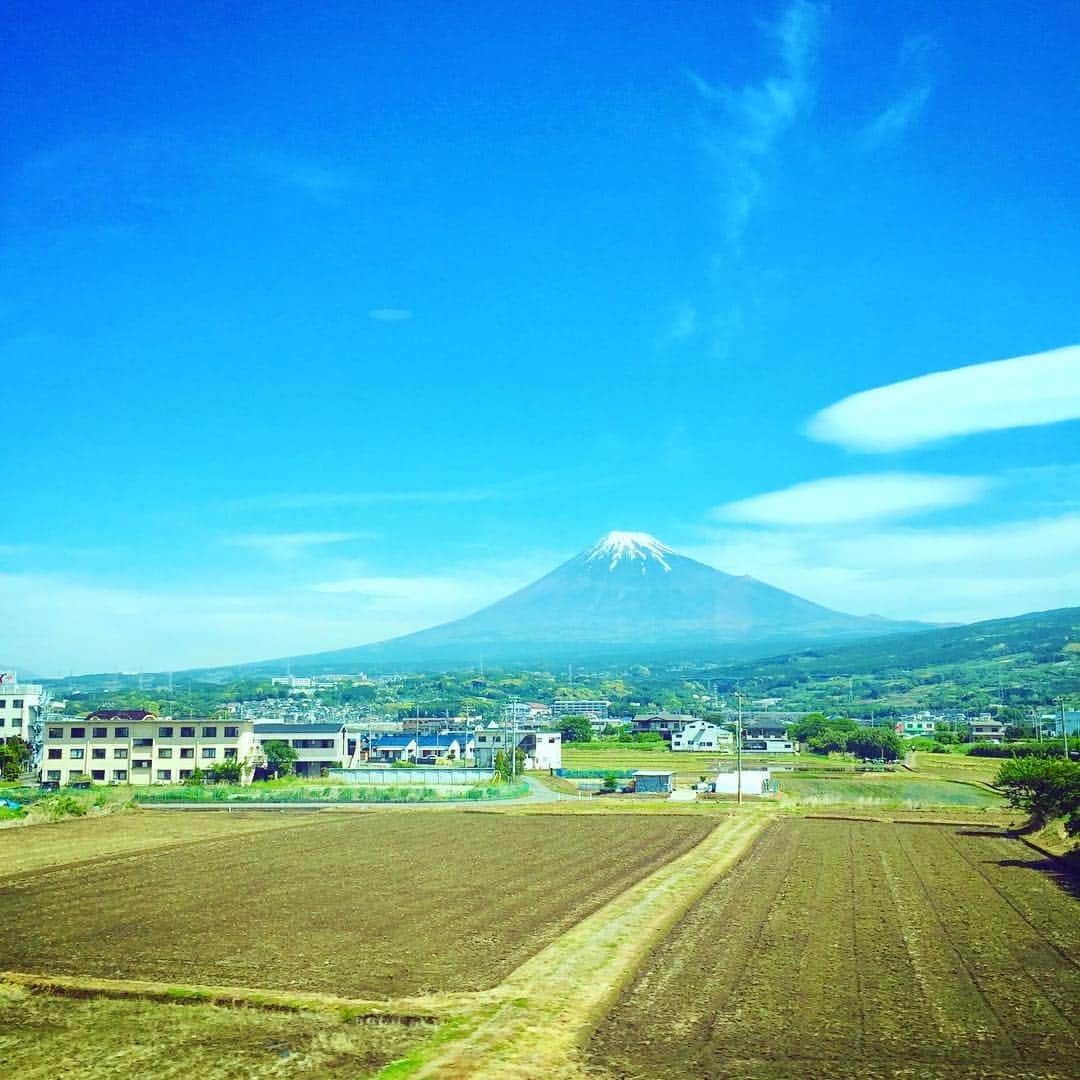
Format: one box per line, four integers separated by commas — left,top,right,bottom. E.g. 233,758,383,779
179,769,193,779
12,700,22,708
70,748,85,760
158,726,174,737
201,726,217,738
158,747,172,759
156,769,172,781
114,727,129,738
201,747,217,759
92,770,105,781
70,727,86,738
112,770,128,782
180,726,195,738
0,700,5,707
92,748,106,760
47,748,61,760
46,769,61,781
93,727,107,738
224,747,237,759
133,738,153,747
132,759,151,769
48,727,63,738
224,726,238,738
113,748,128,759
180,747,194,759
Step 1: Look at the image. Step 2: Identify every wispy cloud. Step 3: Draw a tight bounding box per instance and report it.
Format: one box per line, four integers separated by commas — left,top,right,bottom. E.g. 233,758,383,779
685,512,1080,624
806,344,1080,452
225,531,370,560
368,308,414,322
863,81,932,148
714,472,991,526
690,0,826,244
862,34,936,149
225,487,502,512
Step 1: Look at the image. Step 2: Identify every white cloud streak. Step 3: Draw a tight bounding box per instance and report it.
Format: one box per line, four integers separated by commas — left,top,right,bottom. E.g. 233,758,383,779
225,532,369,560
686,513,1080,624
806,344,1080,452
715,473,991,526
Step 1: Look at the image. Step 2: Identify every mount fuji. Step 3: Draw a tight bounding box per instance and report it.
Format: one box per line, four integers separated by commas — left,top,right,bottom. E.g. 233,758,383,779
236,531,930,674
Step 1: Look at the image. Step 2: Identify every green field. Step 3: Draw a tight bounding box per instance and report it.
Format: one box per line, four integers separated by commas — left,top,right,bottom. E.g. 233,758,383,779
777,772,1004,809
561,745,825,785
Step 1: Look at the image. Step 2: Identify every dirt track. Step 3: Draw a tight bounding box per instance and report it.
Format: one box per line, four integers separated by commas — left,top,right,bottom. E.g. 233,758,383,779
589,818,1080,1078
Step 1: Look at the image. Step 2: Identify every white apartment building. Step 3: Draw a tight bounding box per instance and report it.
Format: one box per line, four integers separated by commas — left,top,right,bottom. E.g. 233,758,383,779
551,699,609,721
0,675,43,744
671,720,734,753
41,710,256,785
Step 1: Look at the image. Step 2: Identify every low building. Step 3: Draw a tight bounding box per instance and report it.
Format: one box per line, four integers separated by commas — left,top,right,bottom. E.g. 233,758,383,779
632,711,693,741
519,730,562,770
253,722,347,776
633,770,674,794
415,733,462,763
897,715,937,738
969,716,1006,744
671,720,733,753
472,727,562,770
41,711,256,785
743,737,796,754
372,734,418,763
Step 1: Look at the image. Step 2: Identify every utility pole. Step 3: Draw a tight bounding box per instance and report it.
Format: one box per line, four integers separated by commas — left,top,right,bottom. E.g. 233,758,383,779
735,691,745,806
1058,697,1069,759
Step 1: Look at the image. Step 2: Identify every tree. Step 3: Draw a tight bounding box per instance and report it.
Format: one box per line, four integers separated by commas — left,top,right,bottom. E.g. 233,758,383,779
0,737,33,780
995,757,1080,827
558,714,593,744
847,728,903,762
262,740,298,778
209,758,243,784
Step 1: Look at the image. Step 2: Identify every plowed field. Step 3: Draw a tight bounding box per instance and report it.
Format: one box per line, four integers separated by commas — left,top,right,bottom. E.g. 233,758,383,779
589,818,1080,1079
0,811,715,997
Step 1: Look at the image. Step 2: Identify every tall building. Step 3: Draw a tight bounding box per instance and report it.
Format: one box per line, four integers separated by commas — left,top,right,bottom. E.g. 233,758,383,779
551,699,609,721
0,674,45,751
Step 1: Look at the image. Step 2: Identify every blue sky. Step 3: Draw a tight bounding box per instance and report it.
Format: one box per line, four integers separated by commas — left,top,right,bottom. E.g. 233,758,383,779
3,1,1079,674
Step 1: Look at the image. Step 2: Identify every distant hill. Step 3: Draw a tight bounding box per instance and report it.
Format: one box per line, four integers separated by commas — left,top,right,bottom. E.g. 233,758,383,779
711,606,1080,708
218,531,930,676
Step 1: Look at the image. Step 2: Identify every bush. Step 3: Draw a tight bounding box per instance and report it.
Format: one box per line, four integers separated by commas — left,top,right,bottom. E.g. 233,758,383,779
995,757,1080,826
968,741,1065,759
38,794,88,821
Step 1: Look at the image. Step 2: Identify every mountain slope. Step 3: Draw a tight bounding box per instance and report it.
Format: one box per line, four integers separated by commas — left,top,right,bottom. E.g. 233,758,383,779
236,531,929,674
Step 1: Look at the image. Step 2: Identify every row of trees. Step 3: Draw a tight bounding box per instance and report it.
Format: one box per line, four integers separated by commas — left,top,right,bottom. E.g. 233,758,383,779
789,715,904,761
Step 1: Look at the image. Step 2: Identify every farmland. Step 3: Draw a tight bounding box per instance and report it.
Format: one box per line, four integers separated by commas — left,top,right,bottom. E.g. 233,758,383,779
0,981,431,1079
0,810,715,997
589,817,1080,1078
776,772,1004,809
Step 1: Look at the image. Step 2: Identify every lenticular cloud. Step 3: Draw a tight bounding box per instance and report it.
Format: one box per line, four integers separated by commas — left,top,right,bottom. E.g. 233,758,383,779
806,344,1080,452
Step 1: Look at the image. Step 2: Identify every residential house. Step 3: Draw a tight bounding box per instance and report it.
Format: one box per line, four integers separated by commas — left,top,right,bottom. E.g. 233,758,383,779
632,712,693,742
372,734,418,763
414,733,462,763
671,720,733,753
253,722,348,777
969,716,1006,744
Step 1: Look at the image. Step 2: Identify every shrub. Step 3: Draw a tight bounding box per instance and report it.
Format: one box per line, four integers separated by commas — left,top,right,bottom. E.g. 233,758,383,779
995,757,1080,826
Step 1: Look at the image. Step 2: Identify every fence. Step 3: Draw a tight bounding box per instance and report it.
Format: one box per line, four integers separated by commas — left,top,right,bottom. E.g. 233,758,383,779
330,767,494,786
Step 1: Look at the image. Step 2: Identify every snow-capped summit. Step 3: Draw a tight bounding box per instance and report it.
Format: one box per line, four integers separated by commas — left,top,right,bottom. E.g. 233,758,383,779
241,530,930,672
586,530,673,572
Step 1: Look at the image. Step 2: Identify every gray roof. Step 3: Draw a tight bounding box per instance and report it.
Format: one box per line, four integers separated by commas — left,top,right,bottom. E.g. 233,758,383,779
254,723,344,735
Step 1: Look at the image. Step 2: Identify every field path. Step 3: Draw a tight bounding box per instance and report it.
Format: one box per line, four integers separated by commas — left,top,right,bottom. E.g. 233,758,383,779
411,810,771,1079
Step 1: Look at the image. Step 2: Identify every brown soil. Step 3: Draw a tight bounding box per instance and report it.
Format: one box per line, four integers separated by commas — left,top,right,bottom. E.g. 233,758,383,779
588,818,1080,1079
0,811,715,998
